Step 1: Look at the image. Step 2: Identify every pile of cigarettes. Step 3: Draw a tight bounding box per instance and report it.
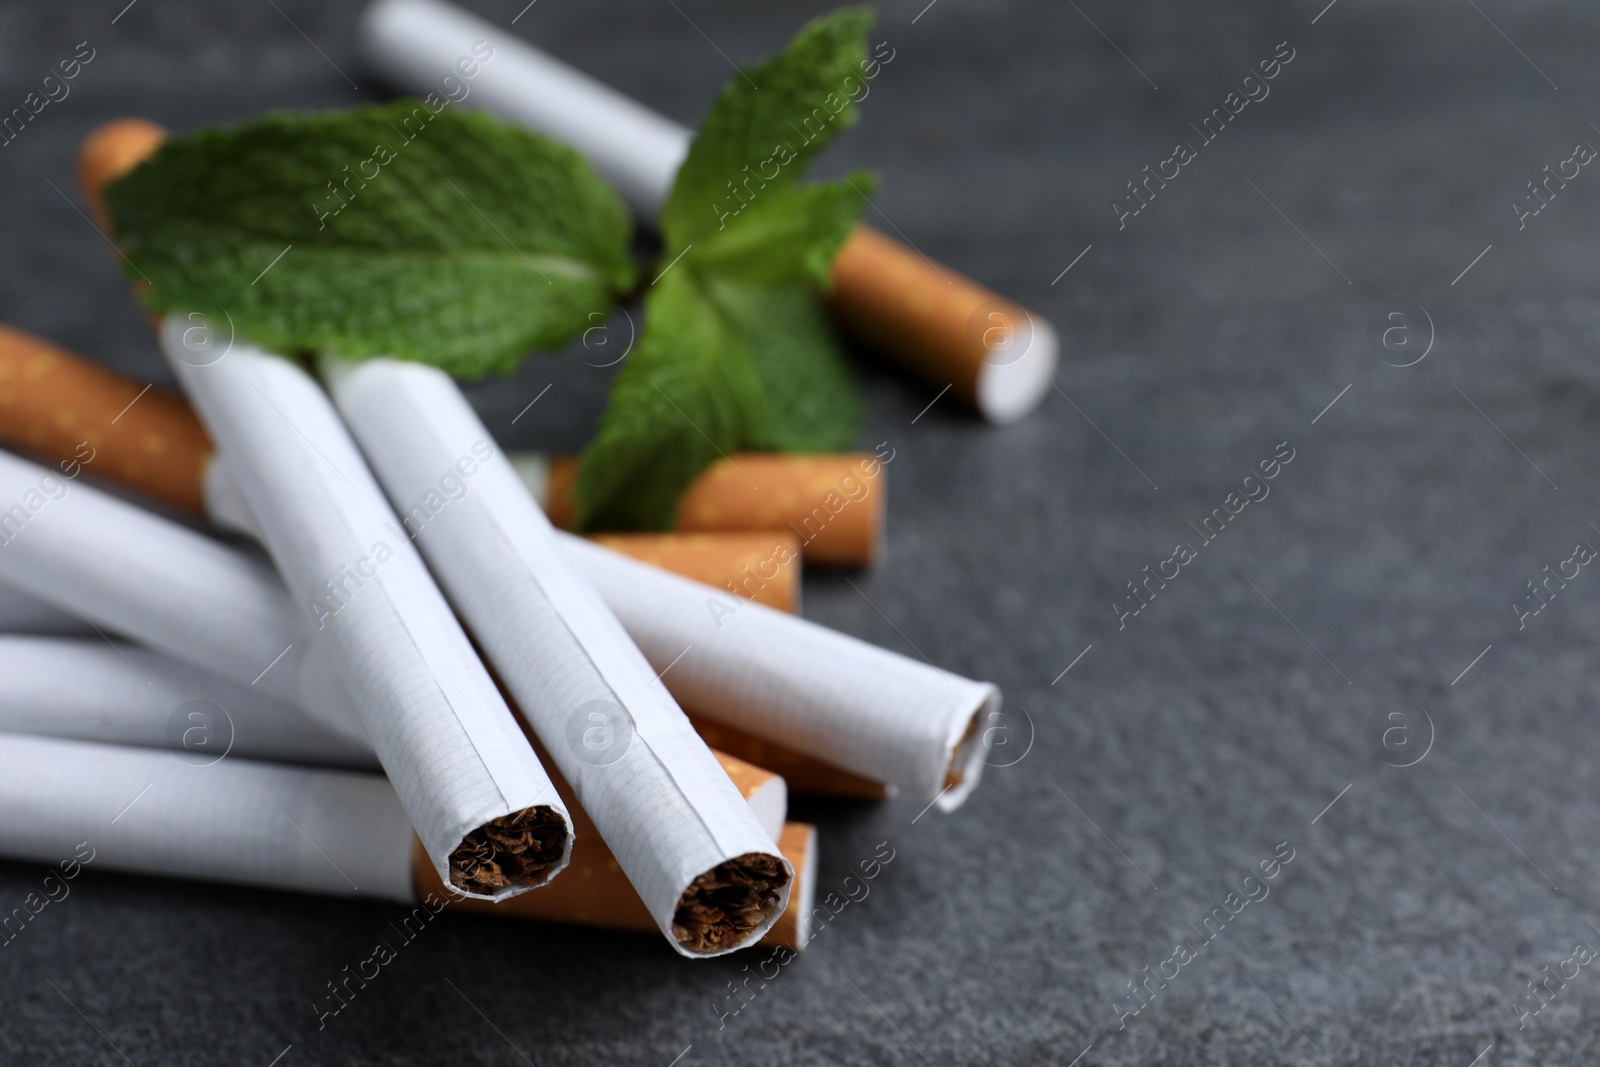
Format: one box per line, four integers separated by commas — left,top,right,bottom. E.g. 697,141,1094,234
0,0,1054,959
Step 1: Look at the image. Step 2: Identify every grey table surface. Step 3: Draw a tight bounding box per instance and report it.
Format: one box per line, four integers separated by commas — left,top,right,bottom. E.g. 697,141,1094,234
4,0,1600,1063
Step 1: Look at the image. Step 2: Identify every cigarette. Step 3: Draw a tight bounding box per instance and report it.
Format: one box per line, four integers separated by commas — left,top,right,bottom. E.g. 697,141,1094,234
0,731,418,903
532,451,882,567
1,317,972,810
355,0,1059,424
0,730,809,948
560,532,999,809
584,532,801,613
79,149,571,904
0,634,375,770
0,323,210,513
323,352,791,956
427,820,818,953
684,712,890,802
0,638,800,948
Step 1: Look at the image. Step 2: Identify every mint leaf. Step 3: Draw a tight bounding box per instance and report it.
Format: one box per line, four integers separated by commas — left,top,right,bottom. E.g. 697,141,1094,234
575,8,875,528
575,271,765,529
689,172,875,288
660,7,874,248
105,102,634,379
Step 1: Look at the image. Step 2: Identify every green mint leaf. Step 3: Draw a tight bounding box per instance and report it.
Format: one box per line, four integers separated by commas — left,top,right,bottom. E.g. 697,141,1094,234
105,102,634,379
574,271,859,530
576,6,876,528
574,271,765,530
659,7,874,249
704,280,860,452
688,172,875,288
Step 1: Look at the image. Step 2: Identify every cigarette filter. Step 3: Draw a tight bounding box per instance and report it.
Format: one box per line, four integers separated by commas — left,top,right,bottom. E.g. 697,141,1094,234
325,354,791,956
0,324,210,514
356,0,1058,424
537,451,882,566
80,134,572,902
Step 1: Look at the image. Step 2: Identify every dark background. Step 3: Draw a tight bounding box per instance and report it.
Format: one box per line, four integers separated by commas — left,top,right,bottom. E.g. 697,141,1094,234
4,0,1600,1063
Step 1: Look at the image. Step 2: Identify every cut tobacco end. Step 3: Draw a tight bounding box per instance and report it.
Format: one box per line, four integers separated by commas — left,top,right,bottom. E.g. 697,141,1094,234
449,806,571,892
671,851,791,955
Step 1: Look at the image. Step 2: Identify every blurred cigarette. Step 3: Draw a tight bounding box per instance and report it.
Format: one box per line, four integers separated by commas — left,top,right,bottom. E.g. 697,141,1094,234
0,732,418,903
529,451,882,567
81,139,569,902
356,0,1059,424
0,324,210,513
324,354,791,956
0,327,964,809
0,635,374,769
584,532,801,613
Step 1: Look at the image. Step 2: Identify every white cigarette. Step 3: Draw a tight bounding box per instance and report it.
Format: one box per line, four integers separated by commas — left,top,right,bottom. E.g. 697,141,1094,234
203,452,1000,810
323,355,790,956
0,634,375,770
0,447,324,715
559,533,999,809
0,583,92,636
155,321,569,900
359,0,686,215
0,731,416,903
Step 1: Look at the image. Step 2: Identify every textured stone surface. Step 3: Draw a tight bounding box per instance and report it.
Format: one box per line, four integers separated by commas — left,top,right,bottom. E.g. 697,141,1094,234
3,0,1600,1063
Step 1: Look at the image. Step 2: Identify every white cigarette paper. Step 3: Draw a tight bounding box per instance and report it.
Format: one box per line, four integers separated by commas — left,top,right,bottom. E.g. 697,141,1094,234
323,355,790,956
0,447,336,718
155,319,568,900
559,534,1000,809
0,635,374,769
0,732,415,902
0,583,92,636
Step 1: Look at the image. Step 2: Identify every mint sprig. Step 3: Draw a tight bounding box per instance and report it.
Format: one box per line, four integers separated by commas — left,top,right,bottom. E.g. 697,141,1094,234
104,7,877,530
575,8,874,528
